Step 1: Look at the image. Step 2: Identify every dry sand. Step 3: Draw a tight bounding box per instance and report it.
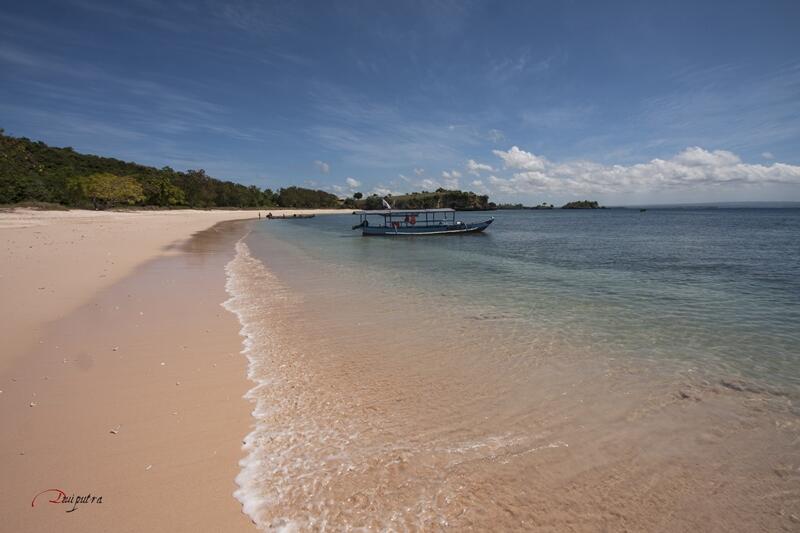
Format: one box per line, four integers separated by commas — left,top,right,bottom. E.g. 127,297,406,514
0,208,340,532
0,208,341,370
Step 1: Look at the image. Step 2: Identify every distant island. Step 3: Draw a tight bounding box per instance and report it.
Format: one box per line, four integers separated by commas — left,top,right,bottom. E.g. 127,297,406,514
0,131,493,211
497,202,554,210
353,189,493,211
496,200,602,209
562,200,603,209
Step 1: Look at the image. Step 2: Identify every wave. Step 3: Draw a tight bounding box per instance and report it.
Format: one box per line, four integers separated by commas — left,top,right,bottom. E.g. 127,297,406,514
222,229,800,531
223,239,300,531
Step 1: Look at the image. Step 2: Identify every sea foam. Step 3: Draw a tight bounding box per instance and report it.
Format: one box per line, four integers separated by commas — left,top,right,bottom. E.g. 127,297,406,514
223,239,300,532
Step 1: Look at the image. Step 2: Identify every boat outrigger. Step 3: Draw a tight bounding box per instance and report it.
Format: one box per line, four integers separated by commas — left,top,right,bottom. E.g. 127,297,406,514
352,208,494,236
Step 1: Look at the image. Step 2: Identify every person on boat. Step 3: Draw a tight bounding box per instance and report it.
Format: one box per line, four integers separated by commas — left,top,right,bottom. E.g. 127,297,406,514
267,212,273,219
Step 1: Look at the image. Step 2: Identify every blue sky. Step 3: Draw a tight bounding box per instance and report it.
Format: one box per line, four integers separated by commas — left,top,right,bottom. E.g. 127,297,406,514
1,0,799,204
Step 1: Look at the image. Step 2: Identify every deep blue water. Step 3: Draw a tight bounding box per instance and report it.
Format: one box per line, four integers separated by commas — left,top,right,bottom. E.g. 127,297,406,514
253,208,800,387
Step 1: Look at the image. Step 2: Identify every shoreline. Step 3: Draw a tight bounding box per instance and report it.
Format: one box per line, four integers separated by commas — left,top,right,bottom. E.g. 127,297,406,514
227,215,800,530
0,208,339,532
0,207,342,372
3,208,799,530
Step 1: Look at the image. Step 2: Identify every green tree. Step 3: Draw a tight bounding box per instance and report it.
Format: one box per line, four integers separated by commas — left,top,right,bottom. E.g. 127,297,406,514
277,186,340,208
73,173,145,209
263,188,279,206
140,174,186,206
353,191,363,200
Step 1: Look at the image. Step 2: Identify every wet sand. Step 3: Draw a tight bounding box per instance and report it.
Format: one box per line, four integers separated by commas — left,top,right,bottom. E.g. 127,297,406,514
0,208,341,371
0,220,256,531
228,225,800,531
0,208,338,532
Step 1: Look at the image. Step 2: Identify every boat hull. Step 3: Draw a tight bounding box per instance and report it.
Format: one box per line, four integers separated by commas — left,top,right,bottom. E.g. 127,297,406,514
362,218,493,236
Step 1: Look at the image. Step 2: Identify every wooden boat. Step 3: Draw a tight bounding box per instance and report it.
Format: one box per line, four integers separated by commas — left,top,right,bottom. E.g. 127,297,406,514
266,213,315,219
352,208,493,236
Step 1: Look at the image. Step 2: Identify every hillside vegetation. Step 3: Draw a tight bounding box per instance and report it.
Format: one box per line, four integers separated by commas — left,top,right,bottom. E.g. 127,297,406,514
0,131,339,209
1,131,494,211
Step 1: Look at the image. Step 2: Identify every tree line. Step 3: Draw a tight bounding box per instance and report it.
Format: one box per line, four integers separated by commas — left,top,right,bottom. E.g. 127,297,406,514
0,131,499,211
0,131,340,209
355,189,493,210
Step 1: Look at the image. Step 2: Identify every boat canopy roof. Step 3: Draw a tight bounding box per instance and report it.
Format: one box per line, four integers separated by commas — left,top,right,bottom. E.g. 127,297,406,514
354,208,455,215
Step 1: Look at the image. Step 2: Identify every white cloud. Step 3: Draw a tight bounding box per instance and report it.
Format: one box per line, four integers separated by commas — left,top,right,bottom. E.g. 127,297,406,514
314,160,330,174
762,152,774,160
487,146,800,195
411,169,472,193
441,170,462,189
470,179,489,194
672,146,741,167
487,175,515,195
493,145,548,171
418,178,439,191
370,186,399,197
330,178,364,198
466,159,494,175
414,167,425,176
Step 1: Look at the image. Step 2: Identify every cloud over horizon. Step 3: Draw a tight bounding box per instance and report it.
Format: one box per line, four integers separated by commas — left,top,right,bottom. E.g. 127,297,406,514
1,1,797,203
486,145,800,197
466,159,494,175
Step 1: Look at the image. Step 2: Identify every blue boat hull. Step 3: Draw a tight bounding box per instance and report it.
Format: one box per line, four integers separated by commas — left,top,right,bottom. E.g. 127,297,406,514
362,218,494,236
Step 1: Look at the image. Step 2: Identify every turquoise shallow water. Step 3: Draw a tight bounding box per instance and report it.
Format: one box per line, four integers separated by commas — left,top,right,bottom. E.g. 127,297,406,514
252,208,800,387
231,207,800,530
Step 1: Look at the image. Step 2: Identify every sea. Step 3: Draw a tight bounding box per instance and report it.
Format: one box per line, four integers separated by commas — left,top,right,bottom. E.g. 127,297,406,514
223,208,800,531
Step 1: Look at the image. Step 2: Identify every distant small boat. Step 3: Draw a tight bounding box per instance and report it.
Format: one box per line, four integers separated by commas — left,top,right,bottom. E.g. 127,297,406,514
266,213,315,219
640,208,647,212
352,208,493,236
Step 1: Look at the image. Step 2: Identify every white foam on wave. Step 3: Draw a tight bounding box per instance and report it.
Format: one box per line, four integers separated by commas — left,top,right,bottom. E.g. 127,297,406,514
222,239,299,532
